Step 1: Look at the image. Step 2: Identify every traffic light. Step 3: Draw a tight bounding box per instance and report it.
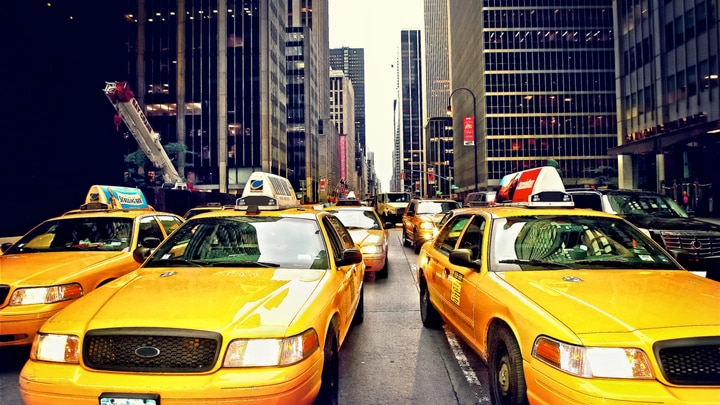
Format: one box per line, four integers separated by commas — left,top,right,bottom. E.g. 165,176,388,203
428,168,435,184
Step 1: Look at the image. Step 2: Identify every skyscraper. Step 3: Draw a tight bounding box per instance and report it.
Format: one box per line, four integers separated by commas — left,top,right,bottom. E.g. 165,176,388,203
398,30,424,195
329,47,367,150
448,1,618,194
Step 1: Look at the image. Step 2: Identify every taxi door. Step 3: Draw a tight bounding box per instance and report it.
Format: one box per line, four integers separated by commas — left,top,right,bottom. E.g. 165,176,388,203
422,214,472,321
444,215,487,346
324,216,362,332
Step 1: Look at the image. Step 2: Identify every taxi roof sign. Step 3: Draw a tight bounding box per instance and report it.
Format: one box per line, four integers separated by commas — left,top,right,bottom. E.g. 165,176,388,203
236,172,300,211
83,185,151,210
496,166,573,208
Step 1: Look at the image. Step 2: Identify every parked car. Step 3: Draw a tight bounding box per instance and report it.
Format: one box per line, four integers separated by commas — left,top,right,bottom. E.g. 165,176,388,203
463,190,497,207
567,188,720,281
0,185,183,347
326,206,390,278
417,167,720,404
402,198,461,253
20,172,364,405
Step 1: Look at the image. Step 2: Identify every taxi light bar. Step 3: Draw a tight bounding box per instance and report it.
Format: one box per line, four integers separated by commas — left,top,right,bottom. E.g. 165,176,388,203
236,171,300,211
496,166,574,208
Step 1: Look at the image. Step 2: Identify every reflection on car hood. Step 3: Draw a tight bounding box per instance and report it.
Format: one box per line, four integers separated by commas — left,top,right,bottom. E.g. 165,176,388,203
348,229,384,245
500,270,720,334
0,251,125,285
418,213,446,223
622,215,720,232
60,267,326,336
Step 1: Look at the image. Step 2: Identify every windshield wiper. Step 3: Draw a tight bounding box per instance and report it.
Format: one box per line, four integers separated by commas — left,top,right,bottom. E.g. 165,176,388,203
207,261,279,268
498,259,570,269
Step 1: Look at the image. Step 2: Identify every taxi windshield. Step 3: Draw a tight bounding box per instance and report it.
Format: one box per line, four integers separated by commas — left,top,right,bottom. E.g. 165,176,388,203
7,217,134,253
490,215,679,271
417,201,460,214
330,210,382,230
146,216,328,269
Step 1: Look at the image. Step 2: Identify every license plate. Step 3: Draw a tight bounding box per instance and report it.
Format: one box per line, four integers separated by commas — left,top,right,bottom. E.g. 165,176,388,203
99,393,159,405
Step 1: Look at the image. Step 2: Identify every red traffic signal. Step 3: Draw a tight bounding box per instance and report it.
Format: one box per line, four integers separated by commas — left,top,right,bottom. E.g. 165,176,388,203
428,168,435,183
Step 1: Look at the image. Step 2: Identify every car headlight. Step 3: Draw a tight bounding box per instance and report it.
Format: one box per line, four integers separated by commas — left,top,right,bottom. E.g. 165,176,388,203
10,283,83,305
532,336,653,379
31,333,80,363
223,328,319,367
420,222,435,230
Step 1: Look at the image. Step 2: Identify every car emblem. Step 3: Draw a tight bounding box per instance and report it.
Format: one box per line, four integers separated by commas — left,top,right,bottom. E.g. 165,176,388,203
562,276,583,283
690,239,703,250
135,346,161,358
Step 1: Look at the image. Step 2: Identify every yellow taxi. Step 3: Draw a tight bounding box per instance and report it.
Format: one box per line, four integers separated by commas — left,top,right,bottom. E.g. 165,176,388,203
416,167,720,404
325,205,390,278
402,198,461,253
0,185,183,347
20,172,365,405
182,202,226,219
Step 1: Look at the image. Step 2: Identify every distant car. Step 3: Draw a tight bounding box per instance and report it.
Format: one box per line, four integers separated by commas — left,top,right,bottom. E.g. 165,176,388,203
375,192,412,225
326,206,390,278
567,188,720,281
0,185,183,347
418,167,720,404
182,202,226,219
463,190,497,207
19,172,364,405
402,199,461,253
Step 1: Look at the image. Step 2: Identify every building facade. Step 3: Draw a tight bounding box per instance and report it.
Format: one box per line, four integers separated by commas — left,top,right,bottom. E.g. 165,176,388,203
329,47,367,151
398,30,425,196
330,69,362,198
611,0,720,213
447,0,618,196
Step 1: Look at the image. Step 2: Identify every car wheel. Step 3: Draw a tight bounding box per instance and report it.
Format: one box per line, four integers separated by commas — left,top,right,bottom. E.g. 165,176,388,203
419,277,443,329
377,260,389,279
314,330,339,405
413,229,422,253
352,285,364,325
488,327,528,405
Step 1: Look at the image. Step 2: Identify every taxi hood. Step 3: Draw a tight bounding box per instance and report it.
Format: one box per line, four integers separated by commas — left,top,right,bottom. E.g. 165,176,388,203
418,213,446,224
65,267,327,336
499,270,720,334
0,251,125,285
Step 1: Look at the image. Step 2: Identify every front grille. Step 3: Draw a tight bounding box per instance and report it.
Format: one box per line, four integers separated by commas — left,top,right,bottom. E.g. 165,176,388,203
660,231,720,260
655,337,720,386
83,328,221,373
0,285,10,305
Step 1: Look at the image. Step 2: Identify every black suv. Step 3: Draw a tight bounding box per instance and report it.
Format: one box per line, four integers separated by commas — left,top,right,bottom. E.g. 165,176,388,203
567,188,720,281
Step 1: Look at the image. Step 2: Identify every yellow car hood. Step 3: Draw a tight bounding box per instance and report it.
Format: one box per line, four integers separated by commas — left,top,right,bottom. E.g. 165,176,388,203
67,267,327,336
0,252,124,285
348,229,383,245
500,270,720,334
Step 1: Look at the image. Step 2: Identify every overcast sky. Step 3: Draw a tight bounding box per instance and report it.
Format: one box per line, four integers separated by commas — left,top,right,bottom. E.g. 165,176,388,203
328,0,424,192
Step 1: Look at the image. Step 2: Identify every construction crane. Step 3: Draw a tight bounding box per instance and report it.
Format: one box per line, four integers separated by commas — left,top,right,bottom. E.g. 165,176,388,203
103,81,189,190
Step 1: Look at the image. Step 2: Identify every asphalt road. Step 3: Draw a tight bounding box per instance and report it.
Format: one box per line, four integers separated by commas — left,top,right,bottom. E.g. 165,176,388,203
0,228,490,405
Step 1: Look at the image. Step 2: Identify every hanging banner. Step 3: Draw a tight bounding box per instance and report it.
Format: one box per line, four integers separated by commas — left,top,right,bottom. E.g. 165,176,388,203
463,116,475,146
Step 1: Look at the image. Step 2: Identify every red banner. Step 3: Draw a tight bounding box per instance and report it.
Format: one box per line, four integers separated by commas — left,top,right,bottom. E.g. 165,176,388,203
463,116,475,146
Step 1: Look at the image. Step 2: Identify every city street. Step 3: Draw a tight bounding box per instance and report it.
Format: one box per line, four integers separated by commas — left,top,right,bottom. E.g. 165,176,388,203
0,227,491,405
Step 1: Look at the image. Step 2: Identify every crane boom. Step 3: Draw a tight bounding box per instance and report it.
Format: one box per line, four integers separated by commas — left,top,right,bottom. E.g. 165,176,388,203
103,81,187,188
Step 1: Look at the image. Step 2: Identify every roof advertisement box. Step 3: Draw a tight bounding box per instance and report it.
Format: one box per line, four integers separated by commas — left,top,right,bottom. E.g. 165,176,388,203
85,185,149,210
497,166,573,207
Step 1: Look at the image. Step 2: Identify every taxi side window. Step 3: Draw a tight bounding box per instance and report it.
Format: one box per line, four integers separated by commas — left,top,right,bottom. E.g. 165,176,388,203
406,202,416,216
326,216,355,250
458,216,486,260
157,215,183,236
435,215,471,254
138,217,163,247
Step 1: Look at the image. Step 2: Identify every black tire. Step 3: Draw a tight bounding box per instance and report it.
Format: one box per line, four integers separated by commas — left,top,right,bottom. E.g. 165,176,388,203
419,277,443,328
413,229,422,253
488,327,528,405
314,331,339,405
352,286,364,325
376,260,389,279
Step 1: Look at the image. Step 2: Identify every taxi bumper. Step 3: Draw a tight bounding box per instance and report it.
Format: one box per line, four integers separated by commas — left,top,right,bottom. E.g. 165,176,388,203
527,361,718,405
0,309,57,347
20,349,324,405
363,254,386,272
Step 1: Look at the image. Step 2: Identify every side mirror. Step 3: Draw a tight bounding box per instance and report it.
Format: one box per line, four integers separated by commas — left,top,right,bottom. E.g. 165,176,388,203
132,246,152,263
449,249,481,270
669,248,690,268
337,248,363,266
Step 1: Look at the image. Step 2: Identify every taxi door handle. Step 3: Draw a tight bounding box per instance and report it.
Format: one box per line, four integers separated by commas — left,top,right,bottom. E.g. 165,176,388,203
444,268,450,277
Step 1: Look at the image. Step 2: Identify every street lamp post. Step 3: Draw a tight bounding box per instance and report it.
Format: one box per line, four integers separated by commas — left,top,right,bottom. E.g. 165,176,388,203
447,88,478,193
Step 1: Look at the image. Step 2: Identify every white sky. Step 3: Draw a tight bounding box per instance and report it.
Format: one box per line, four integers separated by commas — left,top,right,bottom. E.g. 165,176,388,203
328,0,424,192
